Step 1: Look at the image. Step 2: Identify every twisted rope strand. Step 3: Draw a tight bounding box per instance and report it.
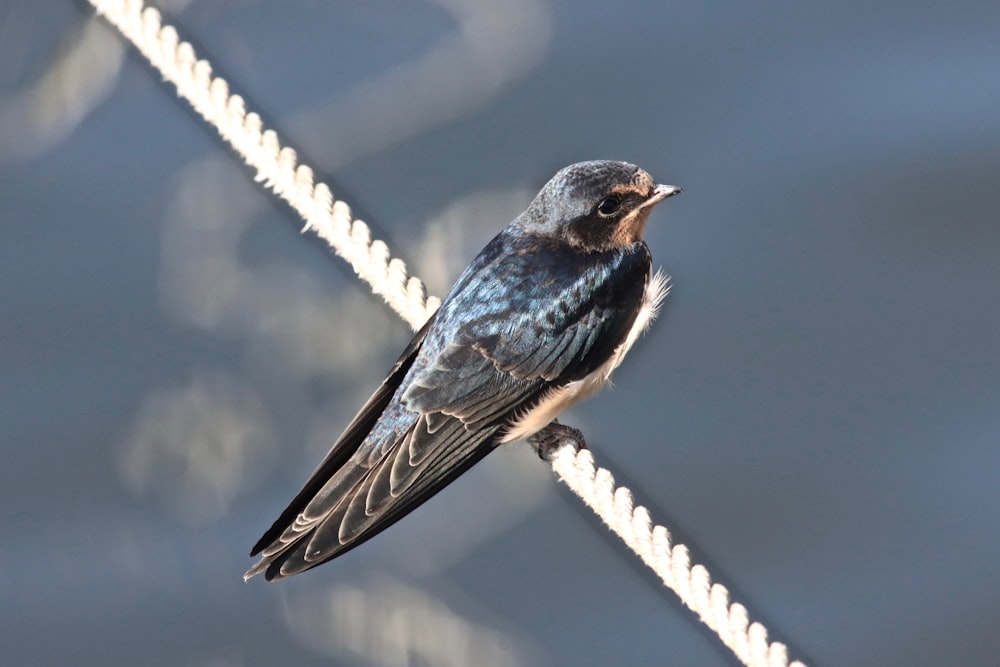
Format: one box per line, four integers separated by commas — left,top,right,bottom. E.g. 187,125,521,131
90,0,437,330
548,445,805,667
88,2,806,665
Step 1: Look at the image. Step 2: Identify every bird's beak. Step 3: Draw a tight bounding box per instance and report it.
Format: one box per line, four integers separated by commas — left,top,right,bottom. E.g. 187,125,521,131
644,184,682,207
617,182,681,244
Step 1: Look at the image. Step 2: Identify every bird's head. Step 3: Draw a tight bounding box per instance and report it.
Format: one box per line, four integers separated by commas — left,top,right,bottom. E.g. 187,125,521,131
520,160,681,252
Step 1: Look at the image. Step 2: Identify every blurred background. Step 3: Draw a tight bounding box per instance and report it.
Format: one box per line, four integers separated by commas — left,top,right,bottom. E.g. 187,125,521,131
3,1,1000,665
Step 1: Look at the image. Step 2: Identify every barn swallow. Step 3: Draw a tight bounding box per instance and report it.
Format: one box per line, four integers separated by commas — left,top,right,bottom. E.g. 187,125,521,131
246,160,680,580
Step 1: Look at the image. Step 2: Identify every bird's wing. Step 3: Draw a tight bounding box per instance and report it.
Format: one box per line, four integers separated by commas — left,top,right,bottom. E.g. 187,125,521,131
247,244,651,580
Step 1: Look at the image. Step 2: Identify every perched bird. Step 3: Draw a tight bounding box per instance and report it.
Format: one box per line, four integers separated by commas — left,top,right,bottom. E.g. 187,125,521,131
246,160,680,580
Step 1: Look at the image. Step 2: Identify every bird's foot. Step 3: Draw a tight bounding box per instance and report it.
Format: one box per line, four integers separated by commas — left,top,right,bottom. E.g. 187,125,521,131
529,421,586,461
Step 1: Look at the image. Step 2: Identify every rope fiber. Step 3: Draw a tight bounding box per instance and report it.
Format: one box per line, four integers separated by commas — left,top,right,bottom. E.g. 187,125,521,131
88,2,806,665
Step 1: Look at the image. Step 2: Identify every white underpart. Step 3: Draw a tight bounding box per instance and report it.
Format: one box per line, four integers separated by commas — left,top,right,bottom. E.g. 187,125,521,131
501,270,670,443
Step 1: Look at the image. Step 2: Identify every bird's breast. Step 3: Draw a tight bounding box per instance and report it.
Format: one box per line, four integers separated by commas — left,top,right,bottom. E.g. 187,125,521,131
500,270,669,443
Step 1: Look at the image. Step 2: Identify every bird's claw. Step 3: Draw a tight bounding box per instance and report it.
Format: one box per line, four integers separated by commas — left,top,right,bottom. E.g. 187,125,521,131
529,421,586,461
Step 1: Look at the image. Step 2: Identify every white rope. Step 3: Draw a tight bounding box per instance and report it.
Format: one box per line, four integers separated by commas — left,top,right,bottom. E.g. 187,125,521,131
549,445,805,667
88,2,806,665
88,0,437,331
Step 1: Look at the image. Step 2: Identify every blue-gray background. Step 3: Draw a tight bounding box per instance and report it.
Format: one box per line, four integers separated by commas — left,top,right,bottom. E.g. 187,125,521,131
3,1,999,665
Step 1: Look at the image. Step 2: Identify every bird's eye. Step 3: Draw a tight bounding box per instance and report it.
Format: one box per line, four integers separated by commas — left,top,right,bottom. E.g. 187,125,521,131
597,196,621,217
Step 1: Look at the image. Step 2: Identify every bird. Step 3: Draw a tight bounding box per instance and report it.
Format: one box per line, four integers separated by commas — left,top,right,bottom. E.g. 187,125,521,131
246,160,681,581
